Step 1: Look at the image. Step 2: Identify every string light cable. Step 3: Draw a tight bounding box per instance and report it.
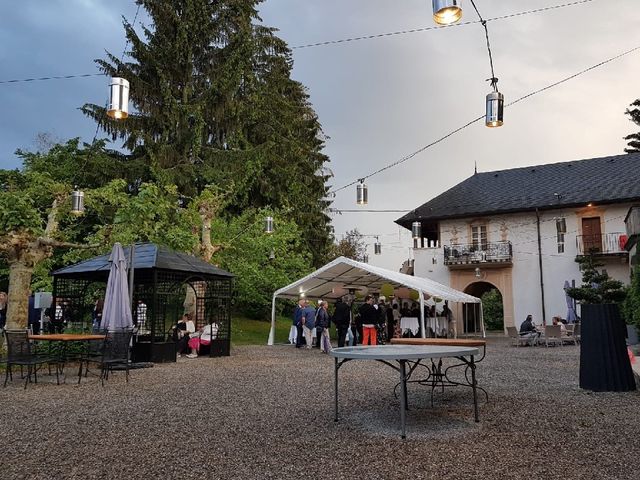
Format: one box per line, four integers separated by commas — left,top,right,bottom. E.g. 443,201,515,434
329,44,640,196
290,0,597,50
0,0,599,85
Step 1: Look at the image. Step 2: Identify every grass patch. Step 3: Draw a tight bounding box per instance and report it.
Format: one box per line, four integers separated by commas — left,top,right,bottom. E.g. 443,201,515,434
231,315,292,346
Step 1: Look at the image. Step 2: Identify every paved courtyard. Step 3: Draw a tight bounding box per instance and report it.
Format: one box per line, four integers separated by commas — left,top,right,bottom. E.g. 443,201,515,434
1,336,639,479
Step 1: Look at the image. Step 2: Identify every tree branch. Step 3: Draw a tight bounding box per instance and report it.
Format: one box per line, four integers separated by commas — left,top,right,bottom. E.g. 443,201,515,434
37,237,100,249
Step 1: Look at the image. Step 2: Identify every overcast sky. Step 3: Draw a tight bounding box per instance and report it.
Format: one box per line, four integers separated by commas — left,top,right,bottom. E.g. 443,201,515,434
1,0,639,271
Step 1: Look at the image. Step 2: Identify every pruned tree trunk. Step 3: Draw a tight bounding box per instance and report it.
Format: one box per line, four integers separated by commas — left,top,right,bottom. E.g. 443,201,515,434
6,261,36,330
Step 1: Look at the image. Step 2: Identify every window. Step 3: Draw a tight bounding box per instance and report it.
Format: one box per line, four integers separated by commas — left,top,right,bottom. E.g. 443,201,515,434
471,225,487,251
556,218,566,253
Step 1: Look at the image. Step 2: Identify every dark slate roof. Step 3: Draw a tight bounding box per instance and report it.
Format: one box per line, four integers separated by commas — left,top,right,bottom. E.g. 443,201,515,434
53,243,234,278
396,153,640,228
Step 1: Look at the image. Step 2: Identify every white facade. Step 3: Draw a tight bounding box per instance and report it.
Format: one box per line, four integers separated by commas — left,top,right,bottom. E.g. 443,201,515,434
412,203,631,330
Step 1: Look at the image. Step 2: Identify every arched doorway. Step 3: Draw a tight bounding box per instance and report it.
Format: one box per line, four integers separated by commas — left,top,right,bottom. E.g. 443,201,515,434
463,281,504,334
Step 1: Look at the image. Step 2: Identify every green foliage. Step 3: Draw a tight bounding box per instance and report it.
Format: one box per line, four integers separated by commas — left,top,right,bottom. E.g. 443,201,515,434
212,209,312,319
327,229,367,261
481,289,504,330
622,266,640,329
566,253,627,304
81,0,333,266
624,99,640,154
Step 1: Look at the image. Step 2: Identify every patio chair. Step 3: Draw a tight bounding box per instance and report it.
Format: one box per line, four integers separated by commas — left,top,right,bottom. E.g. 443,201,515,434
572,324,581,344
562,325,578,345
544,325,562,347
506,326,535,347
3,330,59,389
79,330,133,386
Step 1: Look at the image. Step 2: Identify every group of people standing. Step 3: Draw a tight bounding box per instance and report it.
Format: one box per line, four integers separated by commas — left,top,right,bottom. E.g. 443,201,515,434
292,294,408,351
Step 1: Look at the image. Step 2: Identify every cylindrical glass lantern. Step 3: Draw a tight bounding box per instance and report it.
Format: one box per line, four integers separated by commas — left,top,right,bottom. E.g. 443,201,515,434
475,267,482,278
265,216,274,234
356,181,368,205
411,221,422,239
71,189,85,215
374,241,382,255
107,77,130,119
433,0,462,25
485,90,504,127
363,253,369,264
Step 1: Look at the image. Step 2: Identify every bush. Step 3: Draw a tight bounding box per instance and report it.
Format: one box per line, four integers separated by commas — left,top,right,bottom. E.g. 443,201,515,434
481,289,504,331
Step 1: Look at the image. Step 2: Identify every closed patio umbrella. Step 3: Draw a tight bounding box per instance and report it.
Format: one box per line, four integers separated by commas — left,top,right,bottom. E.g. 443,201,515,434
101,243,134,331
564,280,578,323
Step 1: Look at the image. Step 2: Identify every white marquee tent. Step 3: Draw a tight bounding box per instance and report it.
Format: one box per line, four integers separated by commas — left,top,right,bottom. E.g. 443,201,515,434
267,256,482,345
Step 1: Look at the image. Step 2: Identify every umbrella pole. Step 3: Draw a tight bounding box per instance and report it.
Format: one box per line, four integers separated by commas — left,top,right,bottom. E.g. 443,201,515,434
128,244,135,309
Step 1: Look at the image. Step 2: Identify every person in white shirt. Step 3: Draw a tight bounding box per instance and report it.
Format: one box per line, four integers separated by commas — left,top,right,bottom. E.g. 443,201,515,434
186,323,219,358
175,314,196,357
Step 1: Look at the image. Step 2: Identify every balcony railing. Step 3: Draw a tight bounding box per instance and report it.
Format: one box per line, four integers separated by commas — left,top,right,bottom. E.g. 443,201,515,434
444,241,512,266
576,232,628,256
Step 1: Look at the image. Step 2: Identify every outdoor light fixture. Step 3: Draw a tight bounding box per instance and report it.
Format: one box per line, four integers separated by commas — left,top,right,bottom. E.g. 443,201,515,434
356,179,368,205
374,238,382,255
411,221,422,240
269,249,275,260
432,0,462,25
70,188,85,215
363,253,369,264
107,77,130,119
485,83,504,127
475,267,481,278
264,216,274,234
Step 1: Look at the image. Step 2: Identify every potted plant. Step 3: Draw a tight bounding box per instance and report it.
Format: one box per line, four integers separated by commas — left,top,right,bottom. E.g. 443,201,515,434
622,266,640,346
566,252,636,392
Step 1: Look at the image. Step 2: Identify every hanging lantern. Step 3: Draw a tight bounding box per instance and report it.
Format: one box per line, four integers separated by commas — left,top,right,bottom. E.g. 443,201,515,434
475,267,482,278
107,77,130,119
485,90,504,127
411,221,422,239
269,249,275,260
264,216,274,234
71,188,85,215
356,180,368,205
374,240,382,255
432,0,462,25
363,253,369,264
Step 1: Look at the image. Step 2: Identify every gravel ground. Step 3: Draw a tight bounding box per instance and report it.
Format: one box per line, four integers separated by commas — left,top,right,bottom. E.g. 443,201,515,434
1,336,639,480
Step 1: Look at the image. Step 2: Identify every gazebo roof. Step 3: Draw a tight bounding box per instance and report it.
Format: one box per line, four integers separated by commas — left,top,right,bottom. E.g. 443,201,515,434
53,243,234,279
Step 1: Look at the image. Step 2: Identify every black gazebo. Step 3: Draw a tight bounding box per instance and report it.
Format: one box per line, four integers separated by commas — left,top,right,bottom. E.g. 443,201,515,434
52,243,233,362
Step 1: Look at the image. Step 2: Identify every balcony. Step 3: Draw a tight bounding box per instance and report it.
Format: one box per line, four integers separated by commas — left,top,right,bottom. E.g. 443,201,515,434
576,232,628,257
444,241,512,268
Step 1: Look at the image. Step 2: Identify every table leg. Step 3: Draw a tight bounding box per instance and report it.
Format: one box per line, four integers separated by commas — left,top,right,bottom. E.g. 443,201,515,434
334,357,339,422
470,355,479,422
399,360,407,439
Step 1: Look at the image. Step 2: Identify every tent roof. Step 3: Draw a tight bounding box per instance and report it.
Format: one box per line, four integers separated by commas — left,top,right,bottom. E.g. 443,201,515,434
53,243,234,279
273,256,480,303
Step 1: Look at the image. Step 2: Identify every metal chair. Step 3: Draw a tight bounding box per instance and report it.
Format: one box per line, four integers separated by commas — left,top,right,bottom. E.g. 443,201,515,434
3,330,59,389
79,330,133,386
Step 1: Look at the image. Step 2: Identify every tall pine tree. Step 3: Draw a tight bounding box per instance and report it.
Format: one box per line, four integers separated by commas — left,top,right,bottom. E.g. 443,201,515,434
624,99,640,154
82,0,332,265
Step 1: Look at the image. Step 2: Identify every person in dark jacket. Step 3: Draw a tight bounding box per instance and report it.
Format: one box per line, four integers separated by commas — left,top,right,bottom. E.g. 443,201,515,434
293,298,306,348
358,295,378,345
333,297,351,347
315,301,332,353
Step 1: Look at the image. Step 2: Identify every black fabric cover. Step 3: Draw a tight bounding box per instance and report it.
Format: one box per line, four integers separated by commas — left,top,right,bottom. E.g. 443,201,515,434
579,304,636,392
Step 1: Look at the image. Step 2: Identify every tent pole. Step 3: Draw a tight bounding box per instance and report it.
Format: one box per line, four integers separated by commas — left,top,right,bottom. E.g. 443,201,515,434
480,302,486,338
267,295,277,346
419,291,426,339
